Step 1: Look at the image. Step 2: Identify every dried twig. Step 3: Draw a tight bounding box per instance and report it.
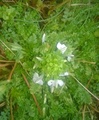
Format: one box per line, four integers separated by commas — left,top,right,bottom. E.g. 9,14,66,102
0,40,15,56
22,73,42,115
2,0,15,3
50,0,71,13
86,75,93,88
7,62,16,120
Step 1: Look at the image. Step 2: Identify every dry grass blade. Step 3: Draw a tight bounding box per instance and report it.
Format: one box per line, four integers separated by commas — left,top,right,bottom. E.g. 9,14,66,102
71,74,99,101
0,102,6,107
8,62,17,81
0,63,12,68
0,60,15,63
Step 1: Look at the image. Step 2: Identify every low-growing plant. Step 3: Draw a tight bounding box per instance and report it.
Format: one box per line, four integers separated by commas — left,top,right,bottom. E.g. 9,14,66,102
0,1,99,120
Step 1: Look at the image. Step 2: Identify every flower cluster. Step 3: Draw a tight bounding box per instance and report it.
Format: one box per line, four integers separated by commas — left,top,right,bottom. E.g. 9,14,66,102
32,33,74,93
48,80,64,93
32,72,66,93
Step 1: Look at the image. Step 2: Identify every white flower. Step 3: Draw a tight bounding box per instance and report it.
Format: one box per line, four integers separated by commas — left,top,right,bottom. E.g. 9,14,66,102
32,72,43,85
67,54,74,61
59,72,69,76
42,33,46,43
47,80,64,93
57,42,67,54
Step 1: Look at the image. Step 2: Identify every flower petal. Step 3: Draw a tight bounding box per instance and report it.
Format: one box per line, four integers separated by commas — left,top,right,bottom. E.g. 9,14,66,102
67,54,74,61
59,72,69,76
33,72,43,85
47,80,54,86
36,80,43,85
64,72,69,76
57,80,64,86
36,57,42,61
48,80,55,93
42,33,46,43
50,85,55,93
33,72,39,82
57,42,67,54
